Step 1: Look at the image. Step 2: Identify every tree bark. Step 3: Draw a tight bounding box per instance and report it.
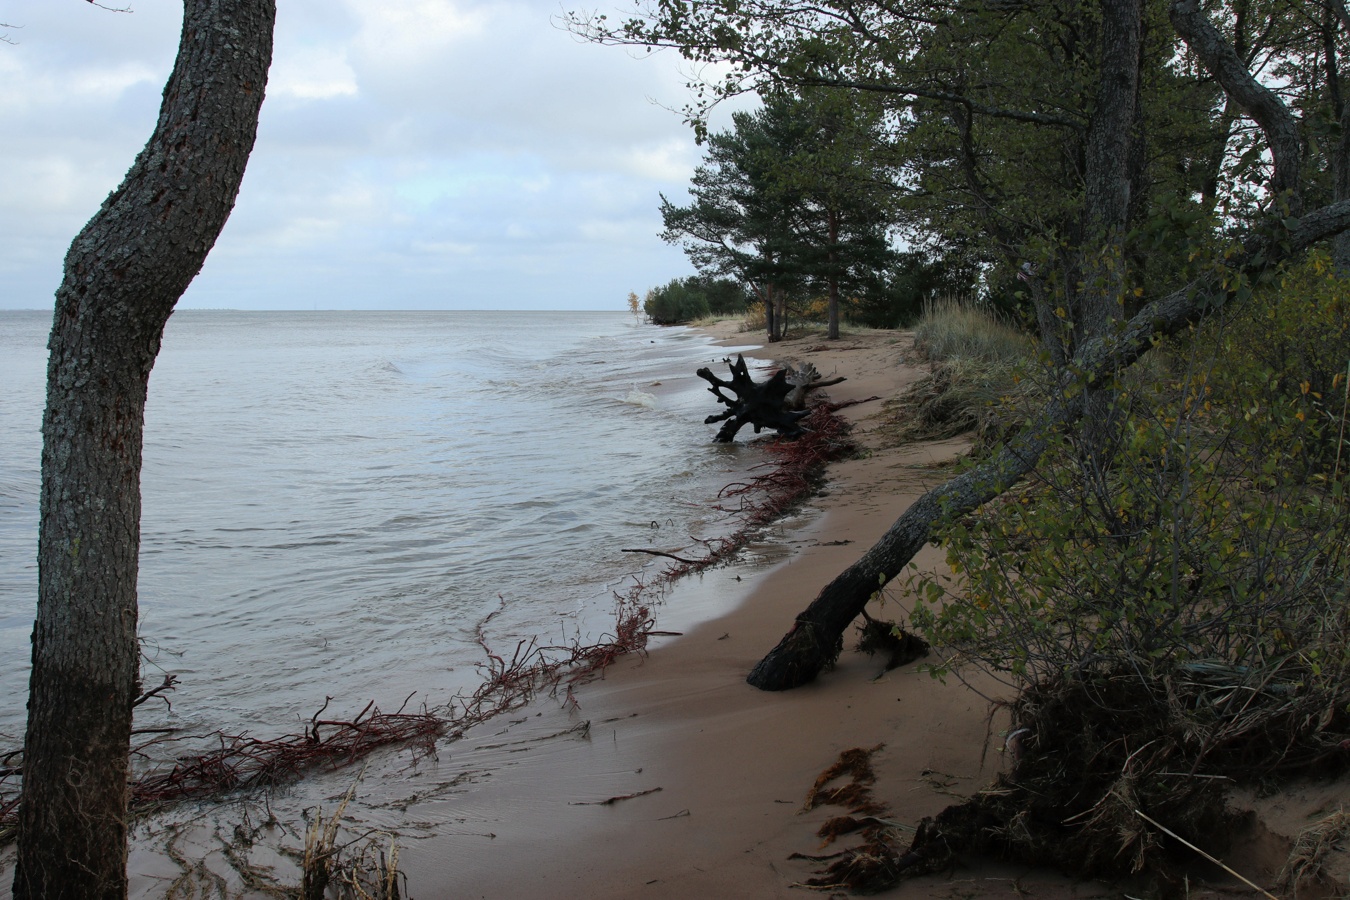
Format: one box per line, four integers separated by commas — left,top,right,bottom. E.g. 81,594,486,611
827,210,841,340
1074,0,1143,475
14,2,274,897
1170,0,1303,212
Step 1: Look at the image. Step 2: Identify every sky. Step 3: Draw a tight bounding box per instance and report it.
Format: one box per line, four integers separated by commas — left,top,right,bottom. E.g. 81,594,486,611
0,0,746,311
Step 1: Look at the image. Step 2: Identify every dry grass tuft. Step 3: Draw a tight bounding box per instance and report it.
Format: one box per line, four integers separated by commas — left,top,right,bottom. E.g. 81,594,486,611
882,297,1033,445
1278,807,1350,896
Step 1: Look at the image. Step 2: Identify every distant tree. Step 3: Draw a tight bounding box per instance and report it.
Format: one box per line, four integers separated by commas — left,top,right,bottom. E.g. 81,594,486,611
643,277,712,323
14,2,275,897
686,274,752,314
659,110,803,340
760,89,900,338
661,90,900,340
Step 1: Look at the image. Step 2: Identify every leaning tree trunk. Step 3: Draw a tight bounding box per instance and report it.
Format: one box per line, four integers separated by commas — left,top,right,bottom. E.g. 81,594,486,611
826,210,841,340
14,3,274,898
745,198,1350,689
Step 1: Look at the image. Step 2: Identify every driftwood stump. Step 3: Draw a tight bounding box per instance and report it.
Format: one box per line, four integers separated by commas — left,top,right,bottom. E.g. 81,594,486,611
696,355,846,442
784,362,846,410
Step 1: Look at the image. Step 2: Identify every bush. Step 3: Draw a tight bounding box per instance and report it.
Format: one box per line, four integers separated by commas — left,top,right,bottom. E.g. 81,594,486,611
900,267,1350,879
1215,249,1350,471
643,278,710,324
643,275,751,324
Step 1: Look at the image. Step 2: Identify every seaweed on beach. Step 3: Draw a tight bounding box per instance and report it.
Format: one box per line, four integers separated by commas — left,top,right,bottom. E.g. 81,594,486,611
803,744,883,812
658,400,863,582
0,584,664,842
792,745,912,893
134,698,444,806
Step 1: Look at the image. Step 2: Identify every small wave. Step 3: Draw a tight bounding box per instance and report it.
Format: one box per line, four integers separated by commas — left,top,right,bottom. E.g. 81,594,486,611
621,389,658,409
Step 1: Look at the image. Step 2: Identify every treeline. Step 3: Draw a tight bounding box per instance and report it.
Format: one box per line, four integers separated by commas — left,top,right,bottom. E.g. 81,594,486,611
640,275,750,325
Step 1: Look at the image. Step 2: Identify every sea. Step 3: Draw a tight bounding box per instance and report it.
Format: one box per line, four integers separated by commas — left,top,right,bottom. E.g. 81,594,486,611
0,309,766,752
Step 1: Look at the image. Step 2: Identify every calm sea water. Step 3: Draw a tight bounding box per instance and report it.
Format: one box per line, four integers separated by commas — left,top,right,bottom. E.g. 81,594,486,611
0,310,762,746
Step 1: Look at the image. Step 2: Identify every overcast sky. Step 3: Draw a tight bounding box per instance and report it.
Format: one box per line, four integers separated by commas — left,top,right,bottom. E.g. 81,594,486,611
0,0,743,311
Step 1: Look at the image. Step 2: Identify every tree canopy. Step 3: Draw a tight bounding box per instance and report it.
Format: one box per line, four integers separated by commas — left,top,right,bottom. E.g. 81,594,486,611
661,89,903,338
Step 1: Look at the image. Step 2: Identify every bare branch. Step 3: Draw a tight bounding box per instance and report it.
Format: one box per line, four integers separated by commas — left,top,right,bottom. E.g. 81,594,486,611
1170,0,1302,209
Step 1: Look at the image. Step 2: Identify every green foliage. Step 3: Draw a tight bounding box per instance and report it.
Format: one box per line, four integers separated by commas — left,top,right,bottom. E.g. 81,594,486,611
688,274,752,315
910,286,1350,700
1215,250,1350,470
850,251,977,329
643,277,711,324
642,275,751,324
660,89,901,337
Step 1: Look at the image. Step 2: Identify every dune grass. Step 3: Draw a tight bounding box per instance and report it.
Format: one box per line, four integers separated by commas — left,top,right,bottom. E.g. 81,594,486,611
883,297,1033,444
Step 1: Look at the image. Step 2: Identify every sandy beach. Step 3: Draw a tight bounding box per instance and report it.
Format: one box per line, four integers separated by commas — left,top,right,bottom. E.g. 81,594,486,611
394,323,1105,899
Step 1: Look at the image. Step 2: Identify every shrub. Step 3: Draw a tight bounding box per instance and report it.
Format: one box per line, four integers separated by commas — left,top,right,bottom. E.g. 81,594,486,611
643,278,710,324
1215,249,1350,471
901,272,1350,878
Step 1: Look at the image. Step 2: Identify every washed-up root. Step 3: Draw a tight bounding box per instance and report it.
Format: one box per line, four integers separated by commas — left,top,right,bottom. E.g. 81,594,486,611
135,697,443,809
656,401,864,583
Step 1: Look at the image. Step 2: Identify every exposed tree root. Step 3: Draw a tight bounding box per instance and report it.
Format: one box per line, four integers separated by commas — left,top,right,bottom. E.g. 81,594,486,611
133,698,443,806
795,670,1350,895
854,613,928,672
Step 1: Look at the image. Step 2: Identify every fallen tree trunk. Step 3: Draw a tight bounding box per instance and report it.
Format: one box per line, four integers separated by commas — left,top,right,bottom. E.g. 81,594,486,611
746,201,1350,690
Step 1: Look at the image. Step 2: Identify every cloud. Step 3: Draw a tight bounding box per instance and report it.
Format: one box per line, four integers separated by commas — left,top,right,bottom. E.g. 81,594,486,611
268,45,358,100
0,0,749,311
